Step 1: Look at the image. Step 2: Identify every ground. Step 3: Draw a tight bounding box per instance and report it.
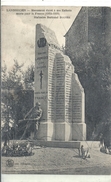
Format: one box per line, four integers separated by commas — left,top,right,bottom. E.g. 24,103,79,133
1,141,111,175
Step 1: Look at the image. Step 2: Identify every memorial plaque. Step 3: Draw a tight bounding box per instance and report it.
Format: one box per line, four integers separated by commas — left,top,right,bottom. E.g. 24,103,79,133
55,54,65,121
47,48,57,121
65,60,72,122
72,73,85,123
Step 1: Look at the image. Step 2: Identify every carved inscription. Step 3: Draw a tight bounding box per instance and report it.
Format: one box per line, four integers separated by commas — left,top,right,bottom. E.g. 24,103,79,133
72,94,82,121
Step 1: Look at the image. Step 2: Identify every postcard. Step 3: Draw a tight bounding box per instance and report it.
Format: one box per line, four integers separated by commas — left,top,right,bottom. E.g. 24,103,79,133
1,1,111,181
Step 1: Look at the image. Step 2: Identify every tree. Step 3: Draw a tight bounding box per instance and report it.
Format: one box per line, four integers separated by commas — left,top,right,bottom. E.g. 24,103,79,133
1,102,15,143
71,41,111,139
1,60,34,140
23,64,34,90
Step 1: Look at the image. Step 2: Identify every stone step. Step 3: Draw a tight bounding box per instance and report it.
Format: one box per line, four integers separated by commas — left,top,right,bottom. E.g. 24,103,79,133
33,140,81,148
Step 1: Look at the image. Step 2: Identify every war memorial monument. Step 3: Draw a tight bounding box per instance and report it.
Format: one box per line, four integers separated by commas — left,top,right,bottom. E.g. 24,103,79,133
34,24,86,141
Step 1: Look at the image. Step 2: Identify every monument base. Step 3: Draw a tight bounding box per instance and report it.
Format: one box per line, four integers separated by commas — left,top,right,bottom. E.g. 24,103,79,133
55,122,72,141
34,140,81,149
72,123,86,141
37,122,55,141
37,122,86,141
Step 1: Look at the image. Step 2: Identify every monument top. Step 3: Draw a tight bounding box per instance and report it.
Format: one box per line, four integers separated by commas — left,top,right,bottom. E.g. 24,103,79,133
36,24,60,48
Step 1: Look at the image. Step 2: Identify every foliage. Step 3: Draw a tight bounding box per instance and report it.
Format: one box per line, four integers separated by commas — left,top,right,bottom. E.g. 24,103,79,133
71,41,111,139
1,102,15,141
23,64,34,90
2,60,24,90
1,60,34,139
2,141,33,157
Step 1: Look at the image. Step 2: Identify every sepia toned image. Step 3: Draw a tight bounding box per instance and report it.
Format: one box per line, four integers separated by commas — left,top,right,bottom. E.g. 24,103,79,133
1,6,111,175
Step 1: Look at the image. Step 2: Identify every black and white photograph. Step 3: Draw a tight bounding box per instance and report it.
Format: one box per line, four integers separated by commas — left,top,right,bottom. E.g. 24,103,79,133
1,3,111,176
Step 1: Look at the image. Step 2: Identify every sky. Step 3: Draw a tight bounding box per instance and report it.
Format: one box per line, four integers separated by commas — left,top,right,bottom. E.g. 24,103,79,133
1,6,81,71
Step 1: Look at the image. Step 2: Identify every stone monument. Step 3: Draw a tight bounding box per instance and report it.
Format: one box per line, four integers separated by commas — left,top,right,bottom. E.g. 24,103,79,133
35,24,86,141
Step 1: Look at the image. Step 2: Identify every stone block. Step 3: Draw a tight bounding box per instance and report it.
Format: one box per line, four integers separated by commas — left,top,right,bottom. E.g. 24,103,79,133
55,122,72,141
72,123,86,141
37,122,54,141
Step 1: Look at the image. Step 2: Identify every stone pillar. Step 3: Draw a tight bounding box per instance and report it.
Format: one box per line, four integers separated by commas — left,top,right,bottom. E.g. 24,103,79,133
47,45,57,140
55,53,73,141
55,53,65,140
64,55,73,141
35,24,51,140
35,24,60,141
72,73,86,140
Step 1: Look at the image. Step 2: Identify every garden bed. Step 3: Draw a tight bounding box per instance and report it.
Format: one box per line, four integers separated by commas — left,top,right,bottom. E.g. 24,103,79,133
2,141,34,157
